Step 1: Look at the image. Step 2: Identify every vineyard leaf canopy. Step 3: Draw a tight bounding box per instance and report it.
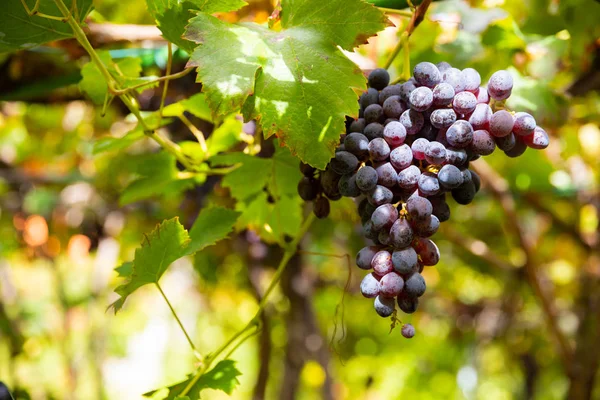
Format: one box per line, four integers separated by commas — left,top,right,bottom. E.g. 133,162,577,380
184,0,390,168
0,0,93,53
145,0,248,53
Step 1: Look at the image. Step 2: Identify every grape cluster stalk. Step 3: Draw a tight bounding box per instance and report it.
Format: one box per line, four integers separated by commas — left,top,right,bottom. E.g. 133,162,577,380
298,62,549,338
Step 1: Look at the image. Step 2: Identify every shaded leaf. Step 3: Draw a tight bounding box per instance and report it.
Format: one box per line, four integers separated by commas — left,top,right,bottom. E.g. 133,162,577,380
185,206,240,255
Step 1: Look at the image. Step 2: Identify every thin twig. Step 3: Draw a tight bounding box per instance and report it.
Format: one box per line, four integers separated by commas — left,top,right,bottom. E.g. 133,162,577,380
158,42,172,122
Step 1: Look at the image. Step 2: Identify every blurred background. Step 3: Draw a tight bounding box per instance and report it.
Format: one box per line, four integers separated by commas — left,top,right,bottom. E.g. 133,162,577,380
0,0,599,399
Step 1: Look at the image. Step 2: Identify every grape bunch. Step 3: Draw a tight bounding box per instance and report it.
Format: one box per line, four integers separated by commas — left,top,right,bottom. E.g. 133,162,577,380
298,62,550,336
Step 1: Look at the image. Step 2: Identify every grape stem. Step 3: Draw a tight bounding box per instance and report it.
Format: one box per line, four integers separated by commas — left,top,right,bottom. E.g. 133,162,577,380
179,213,316,397
471,159,573,371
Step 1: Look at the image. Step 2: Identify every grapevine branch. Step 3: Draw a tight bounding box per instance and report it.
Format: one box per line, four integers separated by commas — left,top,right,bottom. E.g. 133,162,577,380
179,213,316,397
471,159,573,371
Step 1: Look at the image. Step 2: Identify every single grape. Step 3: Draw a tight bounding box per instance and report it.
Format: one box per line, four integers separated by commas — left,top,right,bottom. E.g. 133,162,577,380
400,109,425,135
380,272,405,297
378,228,392,246
397,165,421,190
364,104,384,124
419,121,438,141
397,293,419,313
363,220,379,240
344,132,369,159
376,162,398,188
414,62,442,88
436,61,452,73
442,68,466,93
513,112,536,136
475,87,490,104
359,88,380,109
383,95,406,119
432,82,455,106
300,162,316,177
379,84,403,104
349,118,366,133
338,173,361,197
392,247,419,275
368,137,391,161
470,169,481,192
446,120,474,148
330,151,358,174
430,108,457,129
495,132,516,151
425,141,447,165
390,144,414,171
372,250,393,276
371,204,399,231
356,246,380,269
468,103,492,130
313,196,330,218
504,136,527,157
407,195,433,222
415,238,440,266
404,273,427,297
418,172,441,196
522,126,549,150
460,168,472,184
437,164,463,190
320,167,341,199
356,166,378,192
362,124,383,142
401,323,416,339
471,129,496,155
487,70,513,101
368,68,390,90
413,214,440,237
451,179,477,204
367,185,394,206
445,148,468,167
461,68,481,92
430,194,451,222
390,218,414,249
489,110,514,138
360,273,380,298
358,198,377,224
411,138,429,160
383,121,407,147
399,80,418,102
452,91,477,115
409,86,434,112
374,295,395,317
297,177,320,201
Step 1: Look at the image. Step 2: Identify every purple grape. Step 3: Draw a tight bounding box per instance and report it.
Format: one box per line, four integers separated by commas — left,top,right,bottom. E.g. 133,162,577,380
363,220,378,240
468,103,492,130
378,228,392,246
397,165,421,190
461,68,481,92
451,179,476,204
415,238,440,266
452,91,477,115
430,194,450,222
400,109,425,135
475,87,490,103
445,148,468,166
297,177,319,201
344,132,369,158
418,172,440,196
430,108,457,129
374,295,395,317
407,195,432,222
404,273,426,297
504,136,527,157
409,87,434,112
513,112,536,136
413,214,440,237
371,203,398,232
382,95,406,119
489,110,514,138
399,80,418,102
471,129,496,155
401,323,416,338
436,61,452,73
368,137,391,161
446,120,474,148
425,141,447,165
487,70,513,100
398,294,419,313
331,151,359,174
432,82,455,106
314,196,330,218
364,122,384,140
356,246,380,270
368,68,390,90
523,126,549,149
495,132,516,151
380,272,405,297
367,185,394,206
392,246,419,275
338,173,361,197
371,250,393,276
356,166,378,192
442,68,466,93
364,104,384,124
390,144,413,171
419,122,438,141
360,88,379,109
375,162,398,188
379,84,403,105
321,167,341,199
437,164,463,190
360,273,380,298
390,218,414,248
383,121,407,147
413,62,442,88
349,118,366,133
411,138,429,160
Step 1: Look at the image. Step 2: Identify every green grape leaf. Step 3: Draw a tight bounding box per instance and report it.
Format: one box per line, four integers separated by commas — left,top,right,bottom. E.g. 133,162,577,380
0,0,93,53
206,116,243,156
210,145,302,242
144,360,242,399
184,0,390,168
110,218,190,313
185,206,240,255
178,93,214,122
145,0,248,53
114,262,133,278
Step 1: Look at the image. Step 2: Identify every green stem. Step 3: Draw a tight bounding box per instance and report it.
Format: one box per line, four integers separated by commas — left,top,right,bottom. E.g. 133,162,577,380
158,43,173,122
156,283,201,359
180,213,316,397
377,7,413,17
113,67,193,96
